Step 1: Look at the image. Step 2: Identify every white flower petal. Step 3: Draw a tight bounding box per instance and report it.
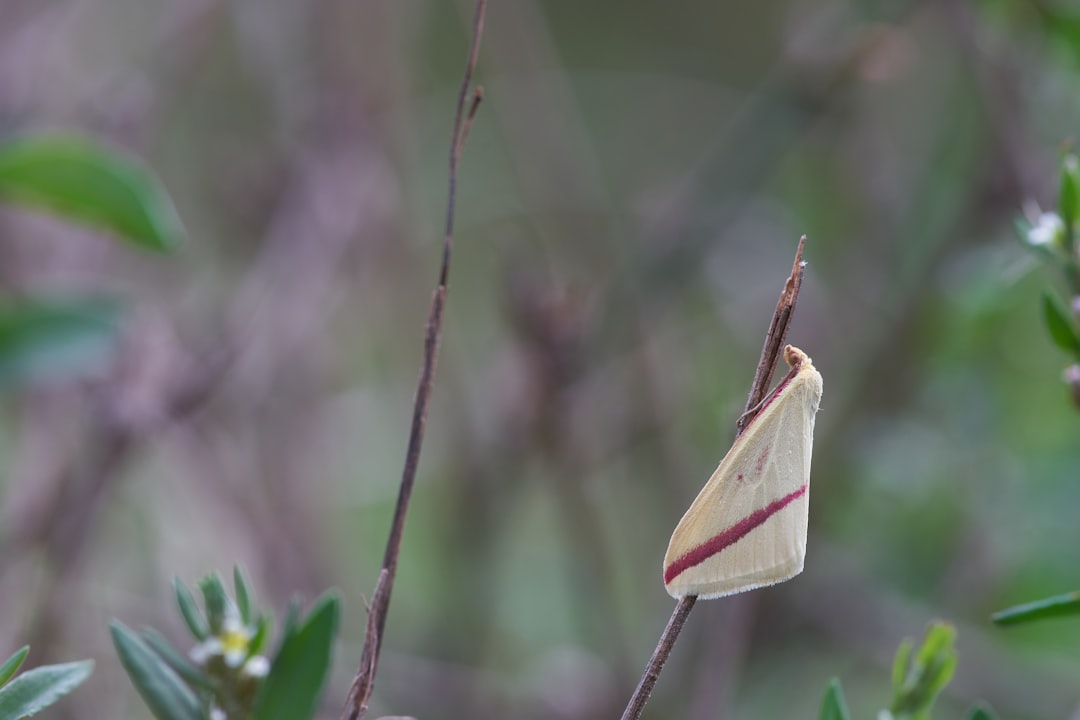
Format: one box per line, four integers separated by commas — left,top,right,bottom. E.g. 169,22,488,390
190,638,223,664
243,655,270,678
1028,212,1064,247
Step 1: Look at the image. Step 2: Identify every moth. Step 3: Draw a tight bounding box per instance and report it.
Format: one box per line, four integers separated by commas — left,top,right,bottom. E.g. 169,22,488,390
663,345,823,599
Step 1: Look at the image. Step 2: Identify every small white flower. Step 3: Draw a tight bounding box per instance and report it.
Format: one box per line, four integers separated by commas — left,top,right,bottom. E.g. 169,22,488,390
220,614,254,668
189,611,256,668
1028,211,1065,247
190,637,223,664
242,655,270,678
209,707,226,720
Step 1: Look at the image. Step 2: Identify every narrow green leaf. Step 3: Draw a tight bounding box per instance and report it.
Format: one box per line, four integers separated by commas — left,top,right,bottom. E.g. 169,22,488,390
992,590,1080,626
966,704,998,720
919,652,957,706
1041,292,1080,355
890,638,912,691
1060,155,1080,232
199,574,229,635
0,659,93,719
278,601,300,651
0,296,123,390
252,593,340,720
913,623,955,670
0,647,29,687
140,629,215,692
249,616,270,658
888,622,957,718
174,579,209,642
0,134,183,251
234,567,252,625
819,678,850,720
109,621,202,720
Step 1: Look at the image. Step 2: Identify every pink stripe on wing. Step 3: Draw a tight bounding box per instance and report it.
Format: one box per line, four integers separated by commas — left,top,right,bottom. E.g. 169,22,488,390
663,484,807,585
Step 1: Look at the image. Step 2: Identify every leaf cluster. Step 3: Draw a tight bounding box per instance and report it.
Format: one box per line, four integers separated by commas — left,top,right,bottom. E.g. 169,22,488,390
820,623,994,720
112,568,339,720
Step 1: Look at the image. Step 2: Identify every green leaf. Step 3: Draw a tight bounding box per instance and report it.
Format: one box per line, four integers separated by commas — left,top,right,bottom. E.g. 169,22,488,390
252,593,340,720
174,579,209,642
0,648,29,688
199,574,229,635
819,678,850,720
1041,292,1080,356
966,704,998,720
0,134,183,251
0,296,123,390
249,616,270,658
0,659,93,719
109,621,203,720
278,600,300,654
1060,155,1080,233
1038,5,1080,72
890,638,912,692
913,623,953,671
234,567,252,625
992,590,1080,626
918,654,957,716
139,629,215,692
888,622,957,719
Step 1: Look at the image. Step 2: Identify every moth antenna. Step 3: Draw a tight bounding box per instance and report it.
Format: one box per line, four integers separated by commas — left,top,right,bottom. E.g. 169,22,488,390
737,396,768,427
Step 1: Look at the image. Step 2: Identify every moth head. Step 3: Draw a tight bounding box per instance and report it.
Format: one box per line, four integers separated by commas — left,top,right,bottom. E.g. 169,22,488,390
784,344,809,369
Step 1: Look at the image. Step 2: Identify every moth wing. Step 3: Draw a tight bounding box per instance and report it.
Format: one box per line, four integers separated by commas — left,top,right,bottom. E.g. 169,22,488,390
663,371,819,599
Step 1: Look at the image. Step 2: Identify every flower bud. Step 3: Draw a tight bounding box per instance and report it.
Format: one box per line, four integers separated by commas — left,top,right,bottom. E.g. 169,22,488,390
1063,364,1080,408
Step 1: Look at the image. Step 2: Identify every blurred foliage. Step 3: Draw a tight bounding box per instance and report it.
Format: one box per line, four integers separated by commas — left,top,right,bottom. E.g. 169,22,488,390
966,707,999,720
884,623,959,720
112,570,338,720
0,1,1080,719
0,295,123,389
0,134,183,252
823,624,994,720
993,590,1080,626
820,678,851,720
1005,150,1080,634
0,646,92,719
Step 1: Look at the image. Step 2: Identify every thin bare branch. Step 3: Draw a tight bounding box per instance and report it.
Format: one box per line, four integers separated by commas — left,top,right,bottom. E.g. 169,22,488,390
456,86,484,160
619,237,809,720
340,3,488,718
739,234,806,433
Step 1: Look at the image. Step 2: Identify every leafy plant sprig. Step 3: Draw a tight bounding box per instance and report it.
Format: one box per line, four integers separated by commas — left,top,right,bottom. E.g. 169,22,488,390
1019,152,1080,404
1006,153,1080,626
112,567,339,720
820,622,995,720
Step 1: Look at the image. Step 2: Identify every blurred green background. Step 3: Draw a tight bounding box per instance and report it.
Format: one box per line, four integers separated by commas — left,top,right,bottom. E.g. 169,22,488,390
1,0,1080,718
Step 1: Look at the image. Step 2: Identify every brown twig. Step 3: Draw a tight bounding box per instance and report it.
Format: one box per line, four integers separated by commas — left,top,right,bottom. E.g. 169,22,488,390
739,235,806,431
619,237,808,720
340,3,487,719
